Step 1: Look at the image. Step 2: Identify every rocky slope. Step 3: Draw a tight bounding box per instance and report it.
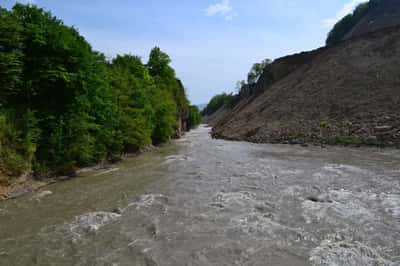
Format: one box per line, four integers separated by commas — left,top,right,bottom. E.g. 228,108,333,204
212,26,400,147
344,0,400,40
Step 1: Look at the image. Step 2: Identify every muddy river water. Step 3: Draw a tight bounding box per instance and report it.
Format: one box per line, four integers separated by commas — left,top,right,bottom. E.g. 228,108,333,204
0,126,399,266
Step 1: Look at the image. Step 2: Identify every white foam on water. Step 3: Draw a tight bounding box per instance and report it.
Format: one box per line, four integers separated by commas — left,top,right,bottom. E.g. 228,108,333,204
322,164,371,176
310,239,395,266
125,194,170,217
94,168,119,176
134,194,169,209
279,169,305,176
381,193,400,218
162,155,192,165
69,212,121,240
302,189,376,225
230,212,279,235
210,191,307,245
281,185,305,197
303,189,400,225
211,191,256,209
31,190,53,201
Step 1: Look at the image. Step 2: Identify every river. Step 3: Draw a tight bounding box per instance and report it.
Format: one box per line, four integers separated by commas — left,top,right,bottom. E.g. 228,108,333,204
0,126,399,266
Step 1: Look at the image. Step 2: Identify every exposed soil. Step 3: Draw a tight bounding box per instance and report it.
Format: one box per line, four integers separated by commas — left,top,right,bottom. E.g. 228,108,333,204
202,107,231,127
212,26,400,147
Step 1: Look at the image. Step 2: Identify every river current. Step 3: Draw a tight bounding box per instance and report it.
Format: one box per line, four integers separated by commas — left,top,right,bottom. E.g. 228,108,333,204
0,126,399,265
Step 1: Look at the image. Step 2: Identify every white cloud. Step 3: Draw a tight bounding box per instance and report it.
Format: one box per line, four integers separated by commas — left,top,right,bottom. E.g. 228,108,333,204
322,0,367,28
205,0,236,20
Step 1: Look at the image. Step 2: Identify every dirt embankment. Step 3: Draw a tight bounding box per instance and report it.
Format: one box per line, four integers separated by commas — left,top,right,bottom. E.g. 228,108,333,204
212,26,400,147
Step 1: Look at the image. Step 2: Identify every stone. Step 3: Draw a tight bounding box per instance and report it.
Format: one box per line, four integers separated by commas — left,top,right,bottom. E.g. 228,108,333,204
306,194,333,203
112,207,123,214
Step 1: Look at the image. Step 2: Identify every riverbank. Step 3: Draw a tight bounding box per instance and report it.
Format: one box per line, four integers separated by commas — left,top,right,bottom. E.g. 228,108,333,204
211,127,400,149
0,175,50,201
0,145,158,201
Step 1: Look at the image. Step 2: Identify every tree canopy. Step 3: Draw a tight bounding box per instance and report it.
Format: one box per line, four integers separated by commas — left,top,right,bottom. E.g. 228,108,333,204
0,4,201,179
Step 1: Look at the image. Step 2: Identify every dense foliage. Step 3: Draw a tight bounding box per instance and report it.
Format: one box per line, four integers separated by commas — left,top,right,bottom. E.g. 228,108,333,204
201,93,236,116
187,105,202,129
0,4,200,179
326,0,381,45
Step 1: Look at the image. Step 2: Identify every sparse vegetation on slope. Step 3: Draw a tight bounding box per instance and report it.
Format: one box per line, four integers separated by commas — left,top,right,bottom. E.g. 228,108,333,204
203,58,272,118
326,0,383,45
201,93,236,116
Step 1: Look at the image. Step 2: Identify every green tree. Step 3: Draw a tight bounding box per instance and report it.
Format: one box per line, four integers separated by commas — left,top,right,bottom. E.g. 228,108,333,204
147,47,188,143
0,4,195,180
0,7,23,108
247,59,271,85
187,105,202,129
110,55,154,152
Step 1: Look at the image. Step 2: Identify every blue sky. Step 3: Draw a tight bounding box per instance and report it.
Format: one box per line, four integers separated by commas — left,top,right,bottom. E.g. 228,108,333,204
1,0,366,104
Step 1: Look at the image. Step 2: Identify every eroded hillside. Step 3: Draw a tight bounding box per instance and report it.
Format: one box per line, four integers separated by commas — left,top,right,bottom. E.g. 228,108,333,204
212,26,400,147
